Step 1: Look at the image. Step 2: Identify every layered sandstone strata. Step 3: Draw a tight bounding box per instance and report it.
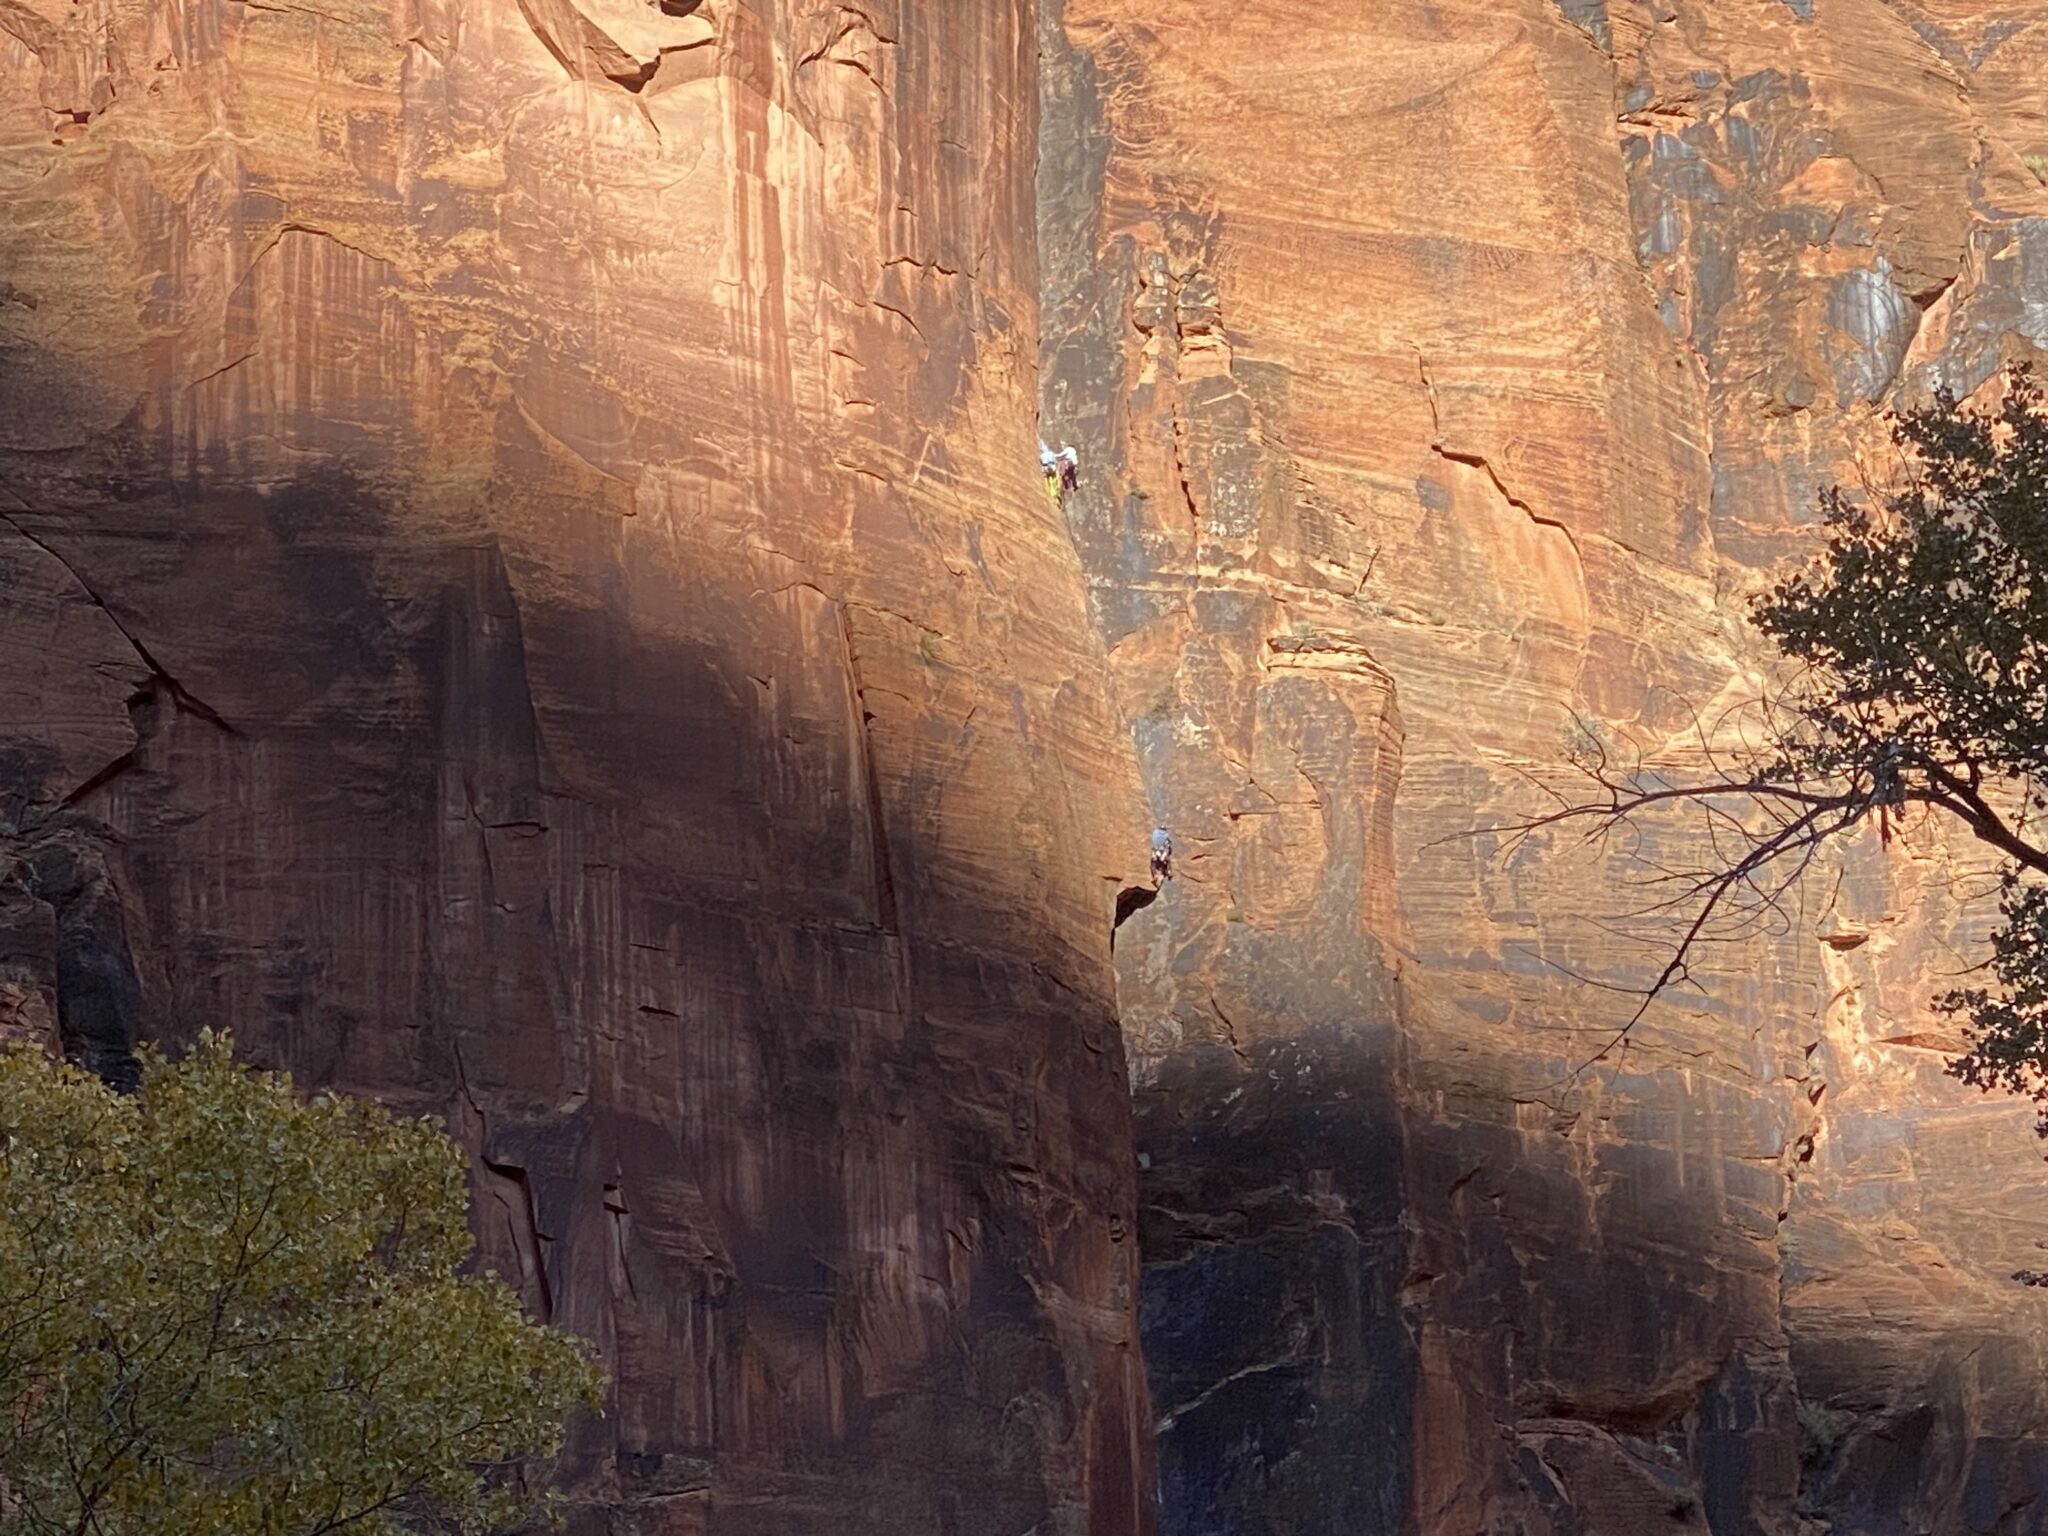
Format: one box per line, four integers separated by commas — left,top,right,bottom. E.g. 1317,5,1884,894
1041,0,2048,1530
0,1,1156,1530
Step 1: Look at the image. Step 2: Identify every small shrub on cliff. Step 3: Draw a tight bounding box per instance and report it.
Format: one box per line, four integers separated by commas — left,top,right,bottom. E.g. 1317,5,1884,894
0,1033,603,1536
1491,366,2048,1121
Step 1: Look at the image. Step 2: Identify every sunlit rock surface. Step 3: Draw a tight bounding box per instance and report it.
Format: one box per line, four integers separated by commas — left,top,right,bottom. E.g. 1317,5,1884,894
1040,1,2048,1531
14,0,2048,1528
0,2,1156,1530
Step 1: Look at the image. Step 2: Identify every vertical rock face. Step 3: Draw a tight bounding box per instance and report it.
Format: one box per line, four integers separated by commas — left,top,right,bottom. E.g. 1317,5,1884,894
17,0,2048,1526
0,1,1157,1530
1042,1,2048,1531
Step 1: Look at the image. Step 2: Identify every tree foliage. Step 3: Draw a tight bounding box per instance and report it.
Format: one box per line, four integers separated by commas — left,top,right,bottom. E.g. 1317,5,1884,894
1499,366,2048,1120
0,1033,603,1535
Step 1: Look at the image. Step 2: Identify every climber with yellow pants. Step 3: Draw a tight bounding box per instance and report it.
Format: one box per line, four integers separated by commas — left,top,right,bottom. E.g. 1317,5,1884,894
1039,440,1080,510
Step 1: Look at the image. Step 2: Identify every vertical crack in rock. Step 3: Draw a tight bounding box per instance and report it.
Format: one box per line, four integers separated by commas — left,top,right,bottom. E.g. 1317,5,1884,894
837,601,902,937
1040,6,1413,1531
482,1154,556,1322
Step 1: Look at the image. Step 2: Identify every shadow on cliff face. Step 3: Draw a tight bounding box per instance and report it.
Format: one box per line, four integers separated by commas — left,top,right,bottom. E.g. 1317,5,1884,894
0,813,146,1089
24,843,144,1089
0,429,1150,1534
1114,883,1160,933
0,462,408,1090
1134,1028,1412,1536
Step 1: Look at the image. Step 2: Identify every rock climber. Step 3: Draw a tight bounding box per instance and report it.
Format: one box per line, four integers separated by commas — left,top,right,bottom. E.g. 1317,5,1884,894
1039,441,1082,508
1150,826,1173,883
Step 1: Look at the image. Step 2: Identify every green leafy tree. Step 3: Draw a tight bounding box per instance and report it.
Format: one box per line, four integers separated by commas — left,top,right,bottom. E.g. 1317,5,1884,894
1498,366,2048,1120
0,1032,603,1535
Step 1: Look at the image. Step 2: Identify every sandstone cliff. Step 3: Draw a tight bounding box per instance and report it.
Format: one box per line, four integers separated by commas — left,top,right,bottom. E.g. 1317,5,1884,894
11,0,2048,1531
1040,0,2048,1531
0,1,1155,1530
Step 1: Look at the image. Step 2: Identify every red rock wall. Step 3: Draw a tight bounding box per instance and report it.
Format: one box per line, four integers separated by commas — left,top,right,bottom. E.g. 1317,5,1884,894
1041,1,2048,1531
0,1,1158,1530
16,0,2048,1527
